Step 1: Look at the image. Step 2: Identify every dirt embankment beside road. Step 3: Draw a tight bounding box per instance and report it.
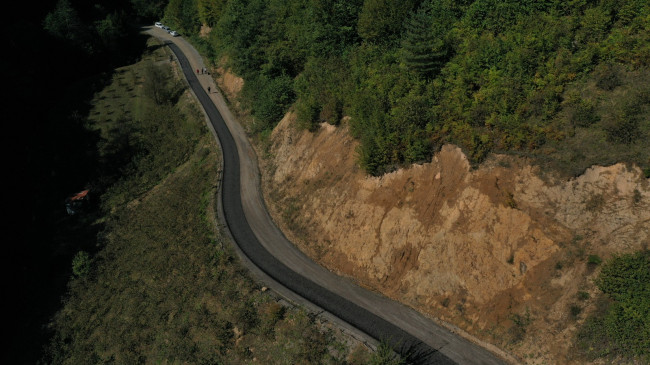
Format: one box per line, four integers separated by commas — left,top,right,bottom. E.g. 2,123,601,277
215,66,649,364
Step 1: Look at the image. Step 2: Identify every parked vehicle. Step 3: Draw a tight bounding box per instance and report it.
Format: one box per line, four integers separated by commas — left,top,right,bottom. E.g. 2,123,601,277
170,30,179,37
155,22,163,28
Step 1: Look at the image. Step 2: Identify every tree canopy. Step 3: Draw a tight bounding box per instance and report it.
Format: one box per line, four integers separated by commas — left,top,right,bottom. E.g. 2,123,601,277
164,0,650,177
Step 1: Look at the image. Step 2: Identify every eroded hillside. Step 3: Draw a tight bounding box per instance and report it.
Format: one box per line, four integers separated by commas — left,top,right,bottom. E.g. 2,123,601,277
216,68,649,364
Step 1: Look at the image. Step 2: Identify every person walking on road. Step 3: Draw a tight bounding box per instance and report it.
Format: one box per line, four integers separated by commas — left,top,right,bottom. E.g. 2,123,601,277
208,86,211,93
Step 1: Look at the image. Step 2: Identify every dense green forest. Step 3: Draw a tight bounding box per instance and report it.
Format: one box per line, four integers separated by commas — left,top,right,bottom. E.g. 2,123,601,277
162,0,650,176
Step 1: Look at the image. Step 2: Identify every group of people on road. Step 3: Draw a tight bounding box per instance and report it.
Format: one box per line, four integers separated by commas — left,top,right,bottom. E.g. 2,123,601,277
195,67,212,93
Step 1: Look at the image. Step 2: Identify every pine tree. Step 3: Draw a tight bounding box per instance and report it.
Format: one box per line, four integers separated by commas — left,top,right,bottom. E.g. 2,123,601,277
401,5,450,79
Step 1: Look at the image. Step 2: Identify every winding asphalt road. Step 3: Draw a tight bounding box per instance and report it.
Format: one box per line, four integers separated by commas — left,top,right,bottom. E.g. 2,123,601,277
148,27,509,365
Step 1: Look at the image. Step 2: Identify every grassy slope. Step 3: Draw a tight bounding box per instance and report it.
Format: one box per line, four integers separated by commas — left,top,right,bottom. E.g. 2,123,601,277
44,37,372,365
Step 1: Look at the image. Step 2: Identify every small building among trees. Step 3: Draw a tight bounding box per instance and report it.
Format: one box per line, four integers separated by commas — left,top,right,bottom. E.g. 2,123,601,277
65,189,90,215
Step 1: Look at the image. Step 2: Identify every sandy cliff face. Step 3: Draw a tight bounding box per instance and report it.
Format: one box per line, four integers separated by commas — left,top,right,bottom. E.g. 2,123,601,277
215,70,649,363
260,113,649,363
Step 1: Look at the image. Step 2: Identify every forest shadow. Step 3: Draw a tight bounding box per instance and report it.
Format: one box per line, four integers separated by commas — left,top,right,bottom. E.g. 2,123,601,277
9,28,153,365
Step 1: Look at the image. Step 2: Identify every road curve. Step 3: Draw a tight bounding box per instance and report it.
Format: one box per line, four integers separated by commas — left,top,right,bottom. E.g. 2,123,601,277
150,27,507,365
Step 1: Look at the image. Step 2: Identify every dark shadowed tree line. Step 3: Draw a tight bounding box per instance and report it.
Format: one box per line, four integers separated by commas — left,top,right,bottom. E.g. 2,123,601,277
7,0,169,363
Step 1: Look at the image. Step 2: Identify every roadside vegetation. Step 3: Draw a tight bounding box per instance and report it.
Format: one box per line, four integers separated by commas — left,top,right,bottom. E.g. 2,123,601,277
162,0,650,178
576,250,650,362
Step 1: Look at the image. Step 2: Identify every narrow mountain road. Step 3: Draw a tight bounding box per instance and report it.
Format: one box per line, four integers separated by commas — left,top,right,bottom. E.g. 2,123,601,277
146,26,509,365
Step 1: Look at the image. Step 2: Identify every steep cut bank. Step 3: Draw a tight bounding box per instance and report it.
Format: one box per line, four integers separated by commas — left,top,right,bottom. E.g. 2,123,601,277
216,69,649,364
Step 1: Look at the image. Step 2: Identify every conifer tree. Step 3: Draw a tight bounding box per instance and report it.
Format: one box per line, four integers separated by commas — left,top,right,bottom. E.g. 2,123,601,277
197,0,227,27
401,3,450,79
44,0,84,45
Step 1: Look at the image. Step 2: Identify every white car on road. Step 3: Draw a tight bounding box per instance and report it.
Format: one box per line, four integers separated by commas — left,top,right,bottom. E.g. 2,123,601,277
155,22,163,28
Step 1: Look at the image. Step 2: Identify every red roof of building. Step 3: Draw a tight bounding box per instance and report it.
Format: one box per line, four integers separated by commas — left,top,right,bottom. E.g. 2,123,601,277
69,190,90,201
